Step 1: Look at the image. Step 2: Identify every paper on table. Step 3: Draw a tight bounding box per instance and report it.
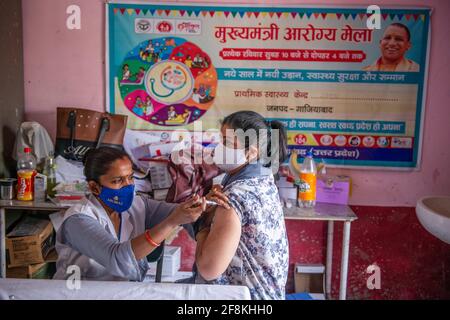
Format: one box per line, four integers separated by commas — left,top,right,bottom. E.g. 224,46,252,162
55,156,85,183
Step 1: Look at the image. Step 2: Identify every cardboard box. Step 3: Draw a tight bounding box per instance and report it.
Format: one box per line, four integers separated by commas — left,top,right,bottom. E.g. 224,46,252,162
7,248,58,279
148,246,181,276
316,175,351,205
294,264,325,294
6,217,54,267
44,248,58,263
6,261,56,279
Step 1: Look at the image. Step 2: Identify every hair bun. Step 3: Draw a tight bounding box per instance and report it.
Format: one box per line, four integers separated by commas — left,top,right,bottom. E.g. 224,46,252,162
82,148,94,166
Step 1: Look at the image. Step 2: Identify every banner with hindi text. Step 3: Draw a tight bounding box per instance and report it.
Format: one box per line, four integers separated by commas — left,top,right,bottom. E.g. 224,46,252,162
106,3,431,168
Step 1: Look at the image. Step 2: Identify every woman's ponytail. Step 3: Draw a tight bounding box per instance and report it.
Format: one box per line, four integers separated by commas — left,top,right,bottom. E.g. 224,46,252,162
265,120,288,168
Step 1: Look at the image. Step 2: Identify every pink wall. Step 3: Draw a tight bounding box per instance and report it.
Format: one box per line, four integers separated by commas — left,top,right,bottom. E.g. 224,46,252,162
23,0,450,207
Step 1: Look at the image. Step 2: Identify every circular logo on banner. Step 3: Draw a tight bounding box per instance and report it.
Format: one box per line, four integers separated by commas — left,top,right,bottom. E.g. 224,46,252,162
377,136,390,148
294,134,308,145
334,135,347,146
145,60,194,105
349,136,361,147
156,21,173,33
320,135,333,146
118,37,218,126
363,136,375,147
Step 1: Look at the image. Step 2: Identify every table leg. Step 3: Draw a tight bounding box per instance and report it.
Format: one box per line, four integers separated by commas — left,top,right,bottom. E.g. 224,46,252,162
339,221,351,300
326,221,334,299
1,208,5,278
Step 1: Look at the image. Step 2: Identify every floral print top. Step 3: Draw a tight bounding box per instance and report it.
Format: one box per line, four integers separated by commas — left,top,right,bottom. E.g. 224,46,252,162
198,163,289,300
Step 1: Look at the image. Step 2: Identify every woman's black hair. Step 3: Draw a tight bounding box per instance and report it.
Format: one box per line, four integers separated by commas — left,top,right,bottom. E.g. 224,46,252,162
82,146,132,183
222,110,288,168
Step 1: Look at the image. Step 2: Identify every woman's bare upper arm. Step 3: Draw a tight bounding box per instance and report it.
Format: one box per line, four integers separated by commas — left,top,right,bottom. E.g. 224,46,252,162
210,205,241,243
196,205,241,280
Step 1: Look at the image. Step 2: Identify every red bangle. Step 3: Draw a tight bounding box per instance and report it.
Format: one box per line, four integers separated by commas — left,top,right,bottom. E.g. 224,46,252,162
144,230,160,247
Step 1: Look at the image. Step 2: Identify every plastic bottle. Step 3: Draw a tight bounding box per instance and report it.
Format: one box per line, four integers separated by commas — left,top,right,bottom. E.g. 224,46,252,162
43,155,57,198
298,149,317,208
17,147,37,201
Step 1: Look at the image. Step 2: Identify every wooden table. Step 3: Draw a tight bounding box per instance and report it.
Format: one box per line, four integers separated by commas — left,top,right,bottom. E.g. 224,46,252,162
0,200,69,278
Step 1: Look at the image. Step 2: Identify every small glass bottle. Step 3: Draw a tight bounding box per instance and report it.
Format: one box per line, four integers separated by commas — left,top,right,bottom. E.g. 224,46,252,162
43,155,57,198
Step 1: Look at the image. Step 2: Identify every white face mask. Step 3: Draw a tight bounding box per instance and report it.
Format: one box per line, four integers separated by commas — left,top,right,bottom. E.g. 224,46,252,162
212,142,247,172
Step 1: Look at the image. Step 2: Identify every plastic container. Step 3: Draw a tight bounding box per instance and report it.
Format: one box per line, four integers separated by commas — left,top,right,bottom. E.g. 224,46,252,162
298,149,317,208
17,147,37,201
147,246,181,276
0,178,16,200
34,173,47,202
